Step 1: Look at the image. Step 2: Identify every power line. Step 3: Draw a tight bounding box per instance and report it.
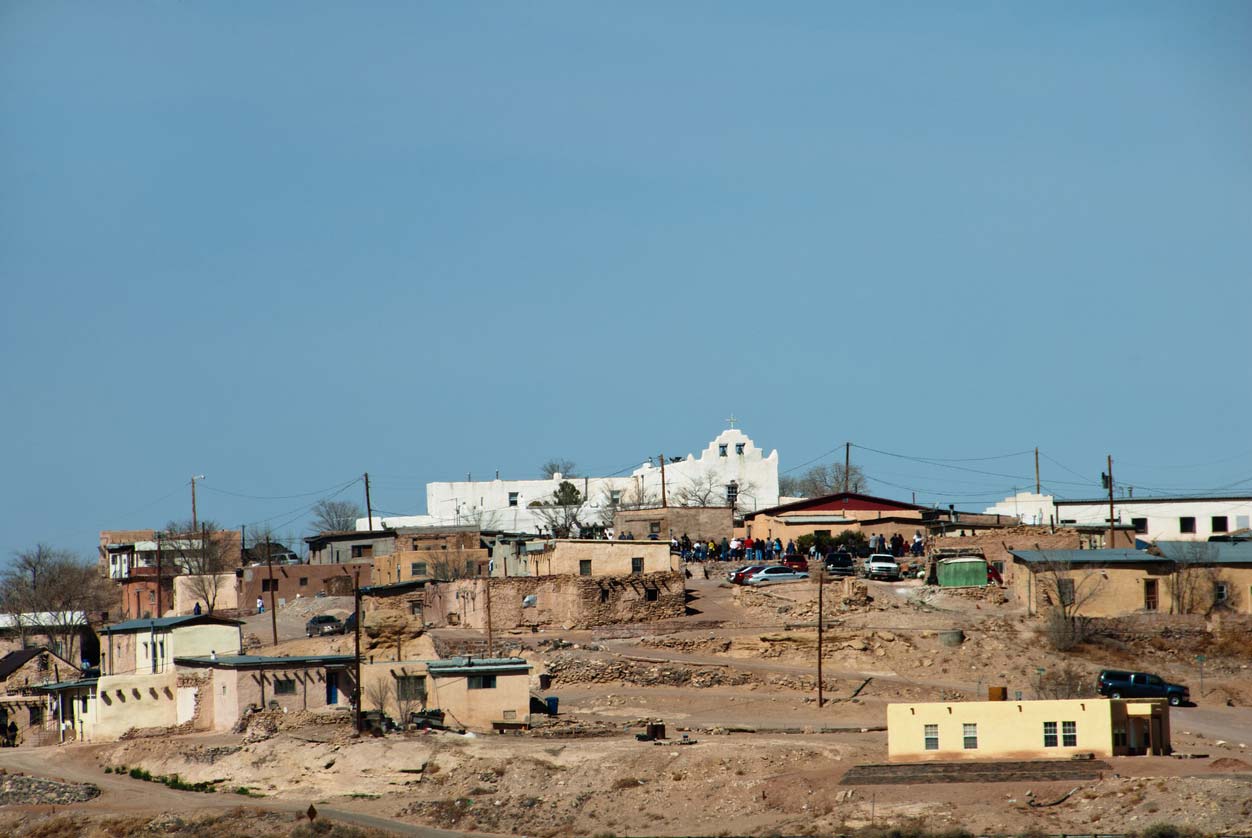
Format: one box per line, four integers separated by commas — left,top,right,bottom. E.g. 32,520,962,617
199,477,361,501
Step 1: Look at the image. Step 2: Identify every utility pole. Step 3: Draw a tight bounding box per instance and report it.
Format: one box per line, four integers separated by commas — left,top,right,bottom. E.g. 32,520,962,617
485,579,494,657
816,569,825,708
659,454,668,508
844,443,851,493
1107,454,1116,548
155,532,163,619
352,569,363,734
1034,448,1041,495
266,536,278,646
364,472,374,530
190,475,204,531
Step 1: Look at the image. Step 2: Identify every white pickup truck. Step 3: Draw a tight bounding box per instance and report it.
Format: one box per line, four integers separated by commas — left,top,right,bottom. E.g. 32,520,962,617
864,554,902,581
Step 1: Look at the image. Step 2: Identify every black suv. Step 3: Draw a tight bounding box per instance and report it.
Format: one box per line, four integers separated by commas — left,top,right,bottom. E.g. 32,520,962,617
824,552,857,577
1097,670,1190,706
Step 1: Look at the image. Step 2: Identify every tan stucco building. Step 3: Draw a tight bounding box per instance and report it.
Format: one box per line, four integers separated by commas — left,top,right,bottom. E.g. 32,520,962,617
888,698,1171,761
526,539,676,577
1009,546,1252,617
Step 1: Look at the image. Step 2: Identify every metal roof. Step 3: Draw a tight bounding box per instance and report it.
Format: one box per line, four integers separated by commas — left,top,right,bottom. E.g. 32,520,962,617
1010,549,1160,565
176,654,354,669
37,677,99,692
103,615,243,634
1151,541,1252,564
427,656,531,675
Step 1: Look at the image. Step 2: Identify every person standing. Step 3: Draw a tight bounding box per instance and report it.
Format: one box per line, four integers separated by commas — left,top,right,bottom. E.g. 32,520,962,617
256,596,265,614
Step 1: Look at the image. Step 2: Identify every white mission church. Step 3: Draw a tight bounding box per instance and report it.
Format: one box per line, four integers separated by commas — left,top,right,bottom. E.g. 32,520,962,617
359,424,780,534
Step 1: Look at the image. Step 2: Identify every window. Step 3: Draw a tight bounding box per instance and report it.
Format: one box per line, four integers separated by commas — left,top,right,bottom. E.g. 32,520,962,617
1216,583,1229,603
962,723,978,749
814,530,831,538
261,579,277,592
1144,578,1158,611
631,557,644,574
1180,517,1196,534
579,560,592,576
718,444,728,457
1113,728,1127,747
396,675,426,702
29,706,43,726
645,587,659,602
1212,516,1228,533
149,590,155,603
649,521,661,535
467,675,497,690
1131,518,1148,535
273,678,297,696
1062,721,1077,747
508,492,519,507
1043,721,1058,747
735,443,745,455
299,577,308,587
610,490,622,505
1056,578,1075,606
923,724,938,750
411,562,427,577
351,544,373,559
465,560,476,574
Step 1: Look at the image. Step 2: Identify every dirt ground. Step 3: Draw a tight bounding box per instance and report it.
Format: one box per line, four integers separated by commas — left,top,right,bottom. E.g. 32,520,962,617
4,574,1252,837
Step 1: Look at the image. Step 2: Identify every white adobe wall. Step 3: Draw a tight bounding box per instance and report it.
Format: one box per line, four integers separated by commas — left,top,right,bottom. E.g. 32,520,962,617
1054,498,1252,543
360,427,779,533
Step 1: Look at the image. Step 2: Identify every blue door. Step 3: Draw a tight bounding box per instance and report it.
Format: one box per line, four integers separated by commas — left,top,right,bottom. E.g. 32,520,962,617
326,672,338,705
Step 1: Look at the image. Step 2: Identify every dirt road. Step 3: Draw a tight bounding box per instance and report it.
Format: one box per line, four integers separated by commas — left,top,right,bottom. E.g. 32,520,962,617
0,745,465,838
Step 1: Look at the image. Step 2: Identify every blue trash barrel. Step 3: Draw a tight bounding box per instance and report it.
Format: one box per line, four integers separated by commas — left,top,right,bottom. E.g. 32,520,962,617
545,696,559,716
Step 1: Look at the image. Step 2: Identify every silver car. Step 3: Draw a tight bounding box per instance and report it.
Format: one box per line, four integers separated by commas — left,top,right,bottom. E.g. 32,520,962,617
745,565,810,586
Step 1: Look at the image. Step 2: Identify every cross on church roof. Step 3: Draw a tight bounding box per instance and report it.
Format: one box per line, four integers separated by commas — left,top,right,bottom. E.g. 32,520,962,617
726,414,738,429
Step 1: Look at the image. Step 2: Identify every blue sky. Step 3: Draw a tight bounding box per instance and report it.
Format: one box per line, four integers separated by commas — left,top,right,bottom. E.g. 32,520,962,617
2,2,1250,560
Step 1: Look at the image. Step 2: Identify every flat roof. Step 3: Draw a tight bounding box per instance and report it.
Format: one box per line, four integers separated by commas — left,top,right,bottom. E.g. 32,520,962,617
1010,549,1162,565
103,615,243,634
427,656,531,676
176,654,354,669
1056,493,1252,505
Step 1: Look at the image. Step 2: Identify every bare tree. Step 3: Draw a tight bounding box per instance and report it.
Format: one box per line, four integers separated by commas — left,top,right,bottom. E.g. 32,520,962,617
454,505,500,531
1031,548,1107,651
539,458,578,479
779,463,868,498
530,481,584,538
673,472,727,507
0,545,114,664
312,499,363,533
364,676,394,717
1167,542,1235,616
162,520,240,615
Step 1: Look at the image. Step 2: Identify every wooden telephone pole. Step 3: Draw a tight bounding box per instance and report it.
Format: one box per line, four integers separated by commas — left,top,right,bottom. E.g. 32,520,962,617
816,569,825,708
844,443,851,493
1034,447,1041,495
1107,454,1115,547
364,472,374,530
659,454,668,508
265,536,278,646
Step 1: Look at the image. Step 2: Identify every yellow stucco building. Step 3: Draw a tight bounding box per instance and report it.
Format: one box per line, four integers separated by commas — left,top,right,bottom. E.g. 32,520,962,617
887,698,1170,761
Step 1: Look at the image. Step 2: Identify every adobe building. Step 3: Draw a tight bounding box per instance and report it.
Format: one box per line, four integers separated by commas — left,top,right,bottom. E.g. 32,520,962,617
360,656,532,731
1009,545,1252,617
742,492,1017,546
372,527,489,586
929,524,1137,579
423,572,686,630
887,698,1171,761
306,530,395,566
525,539,675,577
612,506,733,542
0,647,81,747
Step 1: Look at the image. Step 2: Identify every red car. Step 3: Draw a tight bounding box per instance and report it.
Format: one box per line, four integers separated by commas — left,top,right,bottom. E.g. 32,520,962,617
779,556,808,572
728,564,766,585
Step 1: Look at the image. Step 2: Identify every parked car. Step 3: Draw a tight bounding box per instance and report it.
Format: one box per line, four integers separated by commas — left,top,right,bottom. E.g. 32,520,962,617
1097,670,1190,706
824,552,857,576
728,564,766,585
306,614,345,637
864,554,902,581
745,565,810,586
780,555,809,572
